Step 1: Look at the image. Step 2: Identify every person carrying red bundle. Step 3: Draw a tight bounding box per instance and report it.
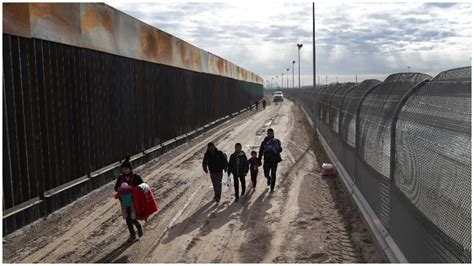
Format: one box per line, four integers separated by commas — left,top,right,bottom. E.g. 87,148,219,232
114,156,144,243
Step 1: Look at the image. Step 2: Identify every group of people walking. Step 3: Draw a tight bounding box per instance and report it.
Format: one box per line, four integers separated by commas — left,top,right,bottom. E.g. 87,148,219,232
202,128,282,203
113,116,281,243
250,98,267,111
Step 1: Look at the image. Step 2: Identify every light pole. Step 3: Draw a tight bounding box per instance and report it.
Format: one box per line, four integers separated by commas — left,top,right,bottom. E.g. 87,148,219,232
286,68,289,89
297,43,303,88
312,2,316,92
276,75,279,88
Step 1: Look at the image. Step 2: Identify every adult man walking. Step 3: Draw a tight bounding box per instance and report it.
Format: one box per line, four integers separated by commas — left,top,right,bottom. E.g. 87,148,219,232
258,128,283,193
202,142,228,203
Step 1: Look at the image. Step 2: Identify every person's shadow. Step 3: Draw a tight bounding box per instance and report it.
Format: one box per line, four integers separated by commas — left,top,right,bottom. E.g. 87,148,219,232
95,240,135,263
162,185,267,246
238,187,275,262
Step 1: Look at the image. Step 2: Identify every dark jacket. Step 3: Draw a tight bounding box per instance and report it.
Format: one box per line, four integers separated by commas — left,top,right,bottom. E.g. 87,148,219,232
114,173,144,192
248,157,261,173
228,151,249,177
258,136,283,164
202,149,228,173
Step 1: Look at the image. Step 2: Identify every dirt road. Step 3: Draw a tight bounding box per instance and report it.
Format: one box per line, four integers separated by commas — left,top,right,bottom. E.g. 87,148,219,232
3,99,385,263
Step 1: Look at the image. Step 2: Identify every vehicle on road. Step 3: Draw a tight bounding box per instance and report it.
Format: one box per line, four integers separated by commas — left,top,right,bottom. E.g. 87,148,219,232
273,91,284,102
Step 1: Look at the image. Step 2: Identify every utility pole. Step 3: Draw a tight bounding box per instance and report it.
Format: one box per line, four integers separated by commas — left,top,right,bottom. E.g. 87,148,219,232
286,68,289,89
297,43,303,88
292,60,295,88
313,2,316,92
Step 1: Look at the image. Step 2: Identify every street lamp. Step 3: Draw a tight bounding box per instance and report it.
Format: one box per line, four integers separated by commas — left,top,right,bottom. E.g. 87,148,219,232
276,75,279,88
297,43,303,88
286,68,289,89
292,60,296,89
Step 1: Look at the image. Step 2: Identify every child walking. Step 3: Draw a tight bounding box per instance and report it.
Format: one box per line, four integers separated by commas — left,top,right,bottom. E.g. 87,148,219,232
114,156,144,242
248,151,261,189
228,143,249,202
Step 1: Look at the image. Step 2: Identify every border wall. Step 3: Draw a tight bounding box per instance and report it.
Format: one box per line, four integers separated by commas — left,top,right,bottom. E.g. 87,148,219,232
2,3,263,235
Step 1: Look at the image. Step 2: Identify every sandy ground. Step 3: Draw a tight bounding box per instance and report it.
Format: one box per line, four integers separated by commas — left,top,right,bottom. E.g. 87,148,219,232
3,99,386,263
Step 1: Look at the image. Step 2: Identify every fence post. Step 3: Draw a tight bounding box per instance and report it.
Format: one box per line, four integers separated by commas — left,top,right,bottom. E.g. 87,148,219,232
389,79,429,182
354,83,381,183
338,85,358,136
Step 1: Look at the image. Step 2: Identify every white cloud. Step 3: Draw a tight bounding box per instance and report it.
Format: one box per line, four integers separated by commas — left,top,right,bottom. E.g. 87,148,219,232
107,1,471,86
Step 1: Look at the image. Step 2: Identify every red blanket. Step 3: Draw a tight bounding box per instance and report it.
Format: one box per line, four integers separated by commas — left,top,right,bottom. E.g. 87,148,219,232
114,187,160,221
132,187,160,221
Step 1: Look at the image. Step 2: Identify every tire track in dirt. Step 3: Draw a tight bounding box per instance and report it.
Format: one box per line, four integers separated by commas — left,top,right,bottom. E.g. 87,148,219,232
3,105,277,263
137,105,284,263
3,100,384,263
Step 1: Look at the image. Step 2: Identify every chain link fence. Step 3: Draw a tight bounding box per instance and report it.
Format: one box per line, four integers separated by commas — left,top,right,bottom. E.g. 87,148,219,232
281,66,471,263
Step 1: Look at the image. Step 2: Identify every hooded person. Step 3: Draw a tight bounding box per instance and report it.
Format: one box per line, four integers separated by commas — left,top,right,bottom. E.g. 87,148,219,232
258,128,283,193
114,156,144,242
202,142,228,204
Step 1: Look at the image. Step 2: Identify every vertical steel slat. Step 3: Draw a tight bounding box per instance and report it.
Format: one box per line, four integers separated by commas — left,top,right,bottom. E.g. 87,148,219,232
56,43,66,187
148,63,154,148
82,48,91,175
108,53,114,165
70,45,80,179
49,42,60,189
97,52,104,168
62,43,72,183
117,57,125,158
41,40,54,191
68,45,77,178
3,68,15,209
126,59,134,156
10,35,28,205
103,53,109,165
31,39,45,200
109,55,117,163
89,50,97,170
3,34,15,209
23,37,40,199
142,62,148,149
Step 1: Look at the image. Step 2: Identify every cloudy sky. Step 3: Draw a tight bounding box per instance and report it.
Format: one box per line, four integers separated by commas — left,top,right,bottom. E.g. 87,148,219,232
108,1,471,87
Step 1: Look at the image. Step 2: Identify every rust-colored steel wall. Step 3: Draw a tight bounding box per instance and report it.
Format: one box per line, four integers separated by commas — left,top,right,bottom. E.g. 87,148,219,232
3,2,263,84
